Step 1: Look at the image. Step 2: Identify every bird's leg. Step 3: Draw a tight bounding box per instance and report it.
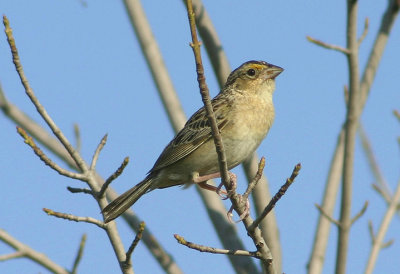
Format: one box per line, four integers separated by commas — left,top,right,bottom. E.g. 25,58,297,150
193,171,250,222
192,172,228,197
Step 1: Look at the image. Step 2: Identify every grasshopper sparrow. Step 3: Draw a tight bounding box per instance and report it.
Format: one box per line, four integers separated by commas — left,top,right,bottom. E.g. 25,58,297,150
103,60,283,223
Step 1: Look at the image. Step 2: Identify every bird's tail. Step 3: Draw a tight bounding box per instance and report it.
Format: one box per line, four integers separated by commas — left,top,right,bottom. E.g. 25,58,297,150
102,177,154,223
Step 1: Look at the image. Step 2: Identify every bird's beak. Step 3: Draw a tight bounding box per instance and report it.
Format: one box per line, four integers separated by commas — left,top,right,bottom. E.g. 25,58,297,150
266,65,284,80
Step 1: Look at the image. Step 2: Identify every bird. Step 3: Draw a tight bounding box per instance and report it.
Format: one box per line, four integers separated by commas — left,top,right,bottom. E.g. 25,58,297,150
102,60,283,223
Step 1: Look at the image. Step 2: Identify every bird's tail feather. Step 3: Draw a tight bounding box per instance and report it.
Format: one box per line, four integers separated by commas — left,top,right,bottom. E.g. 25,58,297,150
102,177,154,223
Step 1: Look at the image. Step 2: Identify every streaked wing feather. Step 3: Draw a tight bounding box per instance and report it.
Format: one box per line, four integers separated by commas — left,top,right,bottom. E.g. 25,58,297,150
149,97,230,172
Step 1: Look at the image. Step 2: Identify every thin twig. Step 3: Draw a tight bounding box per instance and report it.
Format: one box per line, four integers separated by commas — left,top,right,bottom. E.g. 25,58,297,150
242,157,266,200
98,157,130,198
90,134,108,170
0,251,24,261
372,184,391,203
71,234,87,274
3,15,87,173
306,36,350,54
0,229,68,273
124,222,145,269
365,179,400,273
67,186,93,195
359,0,399,105
74,124,82,153
315,204,341,227
359,124,391,195
381,239,394,249
187,0,231,86
174,234,261,258
372,184,400,214
3,16,131,273
350,201,369,225
43,208,106,229
242,154,282,273
16,127,86,181
250,163,301,231
368,220,375,243
358,17,369,46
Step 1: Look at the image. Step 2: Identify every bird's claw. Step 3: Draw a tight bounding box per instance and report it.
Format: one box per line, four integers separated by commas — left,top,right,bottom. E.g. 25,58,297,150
227,195,250,223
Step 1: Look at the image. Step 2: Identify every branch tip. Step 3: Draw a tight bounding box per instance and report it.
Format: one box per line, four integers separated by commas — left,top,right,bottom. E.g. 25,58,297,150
124,221,145,267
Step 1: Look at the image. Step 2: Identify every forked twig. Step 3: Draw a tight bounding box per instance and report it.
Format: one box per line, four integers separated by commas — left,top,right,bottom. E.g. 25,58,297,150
250,163,301,231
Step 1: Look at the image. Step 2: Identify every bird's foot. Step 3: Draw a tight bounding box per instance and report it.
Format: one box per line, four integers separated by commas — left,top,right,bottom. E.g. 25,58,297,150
193,171,237,199
227,195,250,223
216,172,237,199
193,172,228,196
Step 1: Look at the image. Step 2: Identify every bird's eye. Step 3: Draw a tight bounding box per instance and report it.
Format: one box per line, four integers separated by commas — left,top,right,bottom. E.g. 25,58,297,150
246,68,256,77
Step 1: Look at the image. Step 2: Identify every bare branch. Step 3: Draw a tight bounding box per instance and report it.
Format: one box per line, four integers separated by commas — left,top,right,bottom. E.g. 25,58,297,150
359,0,399,105
371,184,390,204
186,0,230,193
98,157,130,198
358,17,369,46
373,184,400,215
359,125,391,195
2,14,177,274
90,134,108,170
188,0,231,86
123,222,145,269
368,220,375,243
73,124,82,153
243,157,266,199
365,179,400,273
0,229,68,273
0,251,24,261
250,163,301,231
315,204,341,227
306,36,350,54
174,234,261,258
3,15,88,173
16,127,85,181
71,234,87,274
381,239,394,249
335,1,361,272
43,208,106,229
242,154,282,273
350,201,369,225
67,186,93,195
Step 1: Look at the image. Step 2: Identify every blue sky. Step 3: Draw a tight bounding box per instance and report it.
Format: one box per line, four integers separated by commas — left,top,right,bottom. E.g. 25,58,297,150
1,1,399,273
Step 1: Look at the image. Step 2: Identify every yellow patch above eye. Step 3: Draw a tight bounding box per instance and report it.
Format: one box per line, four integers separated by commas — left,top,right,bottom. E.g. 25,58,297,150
248,64,267,71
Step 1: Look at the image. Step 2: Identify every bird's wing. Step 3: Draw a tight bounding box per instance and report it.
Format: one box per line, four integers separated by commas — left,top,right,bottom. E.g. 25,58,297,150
149,96,230,172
